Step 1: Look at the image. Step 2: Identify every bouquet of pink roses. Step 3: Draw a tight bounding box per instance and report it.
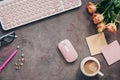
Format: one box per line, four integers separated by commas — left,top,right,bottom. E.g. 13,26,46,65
87,0,120,33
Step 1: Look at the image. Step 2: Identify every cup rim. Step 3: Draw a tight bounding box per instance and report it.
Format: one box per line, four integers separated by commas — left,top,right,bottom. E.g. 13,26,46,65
80,57,100,77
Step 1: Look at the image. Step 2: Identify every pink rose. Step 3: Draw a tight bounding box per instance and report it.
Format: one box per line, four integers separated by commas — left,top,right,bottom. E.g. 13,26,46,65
97,23,106,32
106,23,117,32
92,13,104,24
87,2,97,14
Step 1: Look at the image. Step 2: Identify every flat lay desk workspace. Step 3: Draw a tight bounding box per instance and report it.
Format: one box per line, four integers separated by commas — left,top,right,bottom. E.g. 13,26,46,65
0,0,120,80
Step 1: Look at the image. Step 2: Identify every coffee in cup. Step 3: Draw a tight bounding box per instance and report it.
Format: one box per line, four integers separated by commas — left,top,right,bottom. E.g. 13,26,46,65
80,57,104,77
84,60,98,74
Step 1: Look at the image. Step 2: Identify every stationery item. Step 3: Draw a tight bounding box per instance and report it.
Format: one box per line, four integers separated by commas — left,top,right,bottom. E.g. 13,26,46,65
101,40,120,65
86,32,107,56
80,57,104,77
0,0,82,30
58,39,78,62
0,50,17,71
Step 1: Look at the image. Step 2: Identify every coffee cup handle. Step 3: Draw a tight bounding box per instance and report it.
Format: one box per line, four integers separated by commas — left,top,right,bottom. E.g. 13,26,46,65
98,71,104,76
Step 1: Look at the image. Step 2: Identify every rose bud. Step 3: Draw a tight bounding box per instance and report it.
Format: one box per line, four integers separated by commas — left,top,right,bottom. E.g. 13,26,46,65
92,13,104,24
97,22,106,29
87,2,97,14
97,23,106,32
106,23,117,32
97,27,105,33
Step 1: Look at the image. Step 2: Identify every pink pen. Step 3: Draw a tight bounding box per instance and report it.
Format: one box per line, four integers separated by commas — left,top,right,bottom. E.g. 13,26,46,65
0,50,17,71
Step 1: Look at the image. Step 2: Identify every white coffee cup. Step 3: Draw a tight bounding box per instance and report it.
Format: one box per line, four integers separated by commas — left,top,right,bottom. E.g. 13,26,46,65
80,57,104,77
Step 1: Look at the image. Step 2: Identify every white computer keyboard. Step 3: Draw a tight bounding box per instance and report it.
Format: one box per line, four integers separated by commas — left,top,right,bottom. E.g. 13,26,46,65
0,0,82,30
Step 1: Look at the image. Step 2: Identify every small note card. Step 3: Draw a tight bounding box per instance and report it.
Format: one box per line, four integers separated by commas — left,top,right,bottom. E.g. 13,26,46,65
86,32,107,56
102,40,120,65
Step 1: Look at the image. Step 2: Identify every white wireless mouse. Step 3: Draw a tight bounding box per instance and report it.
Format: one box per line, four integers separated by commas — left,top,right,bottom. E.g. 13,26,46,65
58,39,78,62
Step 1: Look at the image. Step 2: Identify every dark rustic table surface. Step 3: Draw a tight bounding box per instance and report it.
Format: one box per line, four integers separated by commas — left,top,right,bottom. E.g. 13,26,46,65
0,0,120,80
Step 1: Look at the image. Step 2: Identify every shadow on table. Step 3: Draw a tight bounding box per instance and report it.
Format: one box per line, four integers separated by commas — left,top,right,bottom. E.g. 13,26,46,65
75,67,99,80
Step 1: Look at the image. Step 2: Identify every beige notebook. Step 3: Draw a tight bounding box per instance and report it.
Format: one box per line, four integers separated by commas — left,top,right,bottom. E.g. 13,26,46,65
86,33,107,56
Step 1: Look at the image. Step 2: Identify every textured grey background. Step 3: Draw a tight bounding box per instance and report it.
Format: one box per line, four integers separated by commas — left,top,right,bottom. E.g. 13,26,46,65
0,0,120,80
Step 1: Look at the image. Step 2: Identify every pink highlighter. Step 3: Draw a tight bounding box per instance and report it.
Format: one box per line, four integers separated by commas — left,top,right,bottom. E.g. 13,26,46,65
0,50,17,71
58,39,78,62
